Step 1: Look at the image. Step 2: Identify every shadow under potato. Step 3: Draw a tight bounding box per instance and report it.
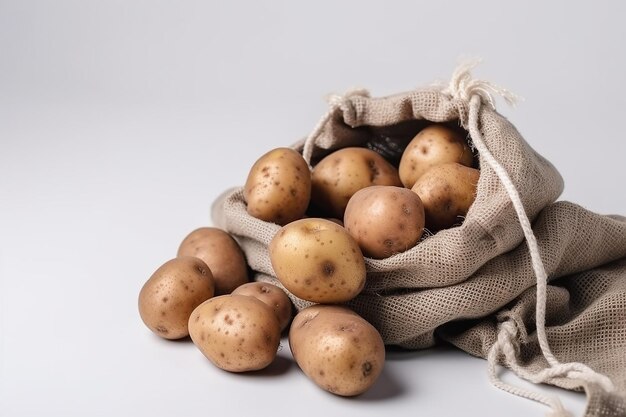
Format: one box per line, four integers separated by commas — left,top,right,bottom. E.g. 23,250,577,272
153,334,193,344
348,365,406,401
235,354,294,378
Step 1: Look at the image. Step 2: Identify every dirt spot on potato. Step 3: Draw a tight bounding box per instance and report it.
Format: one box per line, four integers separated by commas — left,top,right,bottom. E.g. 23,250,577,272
321,261,335,277
367,159,380,182
339,323,356,332
155,325,168,334
362,362,373,377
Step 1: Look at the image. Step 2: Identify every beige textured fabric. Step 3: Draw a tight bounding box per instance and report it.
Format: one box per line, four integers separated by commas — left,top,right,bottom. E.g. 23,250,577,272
211,80,626,416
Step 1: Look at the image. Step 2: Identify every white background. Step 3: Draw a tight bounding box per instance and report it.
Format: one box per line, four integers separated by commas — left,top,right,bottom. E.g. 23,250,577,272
1,1,625,416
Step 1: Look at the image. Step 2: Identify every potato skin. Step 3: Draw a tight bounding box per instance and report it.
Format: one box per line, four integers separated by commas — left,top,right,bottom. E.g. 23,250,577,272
188,295,281,372
411,162,480,231
311,147,402,219
177,227,248,295
138,257,215,340
244,147,311,226
269,218,366,304
399,124,473,189
289,305,385,396
344,186,425,258
232,282,293,331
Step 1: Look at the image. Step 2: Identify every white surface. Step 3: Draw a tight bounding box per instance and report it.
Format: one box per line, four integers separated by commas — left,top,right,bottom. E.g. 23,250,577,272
1,1,625,416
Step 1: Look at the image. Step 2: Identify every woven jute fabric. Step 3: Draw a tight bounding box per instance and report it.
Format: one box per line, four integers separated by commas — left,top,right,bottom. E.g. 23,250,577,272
211,83,626,416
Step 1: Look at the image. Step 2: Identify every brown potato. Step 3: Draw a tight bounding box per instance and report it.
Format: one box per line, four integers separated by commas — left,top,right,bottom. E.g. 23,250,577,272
138,257,215,340
244,147,311,225
411,162,480,231
232,282,293,331
189,294,281,372
269,218,366,304
311,147,402,219
344,185,425,258
399,124,473,189
177,227,248,295
289,305,385,396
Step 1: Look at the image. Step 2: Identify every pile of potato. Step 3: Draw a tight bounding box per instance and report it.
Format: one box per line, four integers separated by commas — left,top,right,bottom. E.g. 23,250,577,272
138,122,479,396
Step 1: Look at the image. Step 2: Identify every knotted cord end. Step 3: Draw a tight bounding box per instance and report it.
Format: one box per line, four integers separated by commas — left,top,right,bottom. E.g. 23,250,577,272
442,59,521,109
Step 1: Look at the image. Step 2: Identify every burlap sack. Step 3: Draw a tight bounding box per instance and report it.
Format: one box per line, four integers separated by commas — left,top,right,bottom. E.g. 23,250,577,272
212,64,626,417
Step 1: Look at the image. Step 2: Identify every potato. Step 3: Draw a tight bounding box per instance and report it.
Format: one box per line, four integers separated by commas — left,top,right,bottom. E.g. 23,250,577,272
188,294,281,372
399,124,473,189
311,147,402,218
411,162,480,231
177,227,248,295
344,185,425,258
244,147,311,225
289,305,385,396
269,218,366,304
138,257,215,340
232,282,292,331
